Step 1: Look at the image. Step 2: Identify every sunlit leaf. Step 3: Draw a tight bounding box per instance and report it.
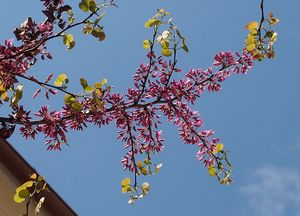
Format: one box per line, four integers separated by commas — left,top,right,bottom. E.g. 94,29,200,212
144,18,161,28
245,21,259,35
137,160,143,168
30,173,37,180
54,74,67,86
64,94,76,105
85,86,94,93
94,82,102,88
213,143,224,154
1,91,7,100
71,102,83,112
208,166,216,177
161,40,169,49
121,185,131,193
161,48,172,57
63,34,75,49
13,193,25,203
101,79,107,86
121,177,131,187
143,40,151,50
11,85,23,105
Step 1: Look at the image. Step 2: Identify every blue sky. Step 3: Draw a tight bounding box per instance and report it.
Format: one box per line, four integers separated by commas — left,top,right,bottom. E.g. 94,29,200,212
1,0,300,215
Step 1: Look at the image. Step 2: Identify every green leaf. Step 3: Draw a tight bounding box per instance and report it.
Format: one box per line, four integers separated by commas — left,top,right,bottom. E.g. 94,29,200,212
101,79,107,86
212,143,224,154
64,94,76,105
161,48,172,57
144,158,151,164
14,193,25,203
176,29,185,40
85,86,94,93
94,82,102,89
18,189,29,199
80,78,88,89
71,102,83,112
21,181,33,188
182,40,189,53
11,85,23,105
161,40,169,49
89,0,97,12
63,34,75,49
79,1,90,12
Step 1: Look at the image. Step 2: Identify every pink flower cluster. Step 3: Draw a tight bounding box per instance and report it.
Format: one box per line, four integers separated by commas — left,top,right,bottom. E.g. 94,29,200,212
0,1,254,179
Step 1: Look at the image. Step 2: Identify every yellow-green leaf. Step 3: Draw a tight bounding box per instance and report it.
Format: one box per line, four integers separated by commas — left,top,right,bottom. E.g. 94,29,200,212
94,82,102,89
101,79,107,86
71,102,83,112
121,177,131,187
11,85,23,105
58,74,67,81
54,74,67,87
245,21,259,35
85,86,94,93
246,43,256,51
89,0,97,12
121,185,131,193
182,40,189,53
143,40,151,50
79,0,90,12
80,78,88,89
161,48,172,57
144,18,161,28
30,173,37,180
14,193,25,203
208,166,216,177
213,143,224,154
1,91,7,100
63,34,75,49
161,40,169,49
64,94,76,105
0,83,5,91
